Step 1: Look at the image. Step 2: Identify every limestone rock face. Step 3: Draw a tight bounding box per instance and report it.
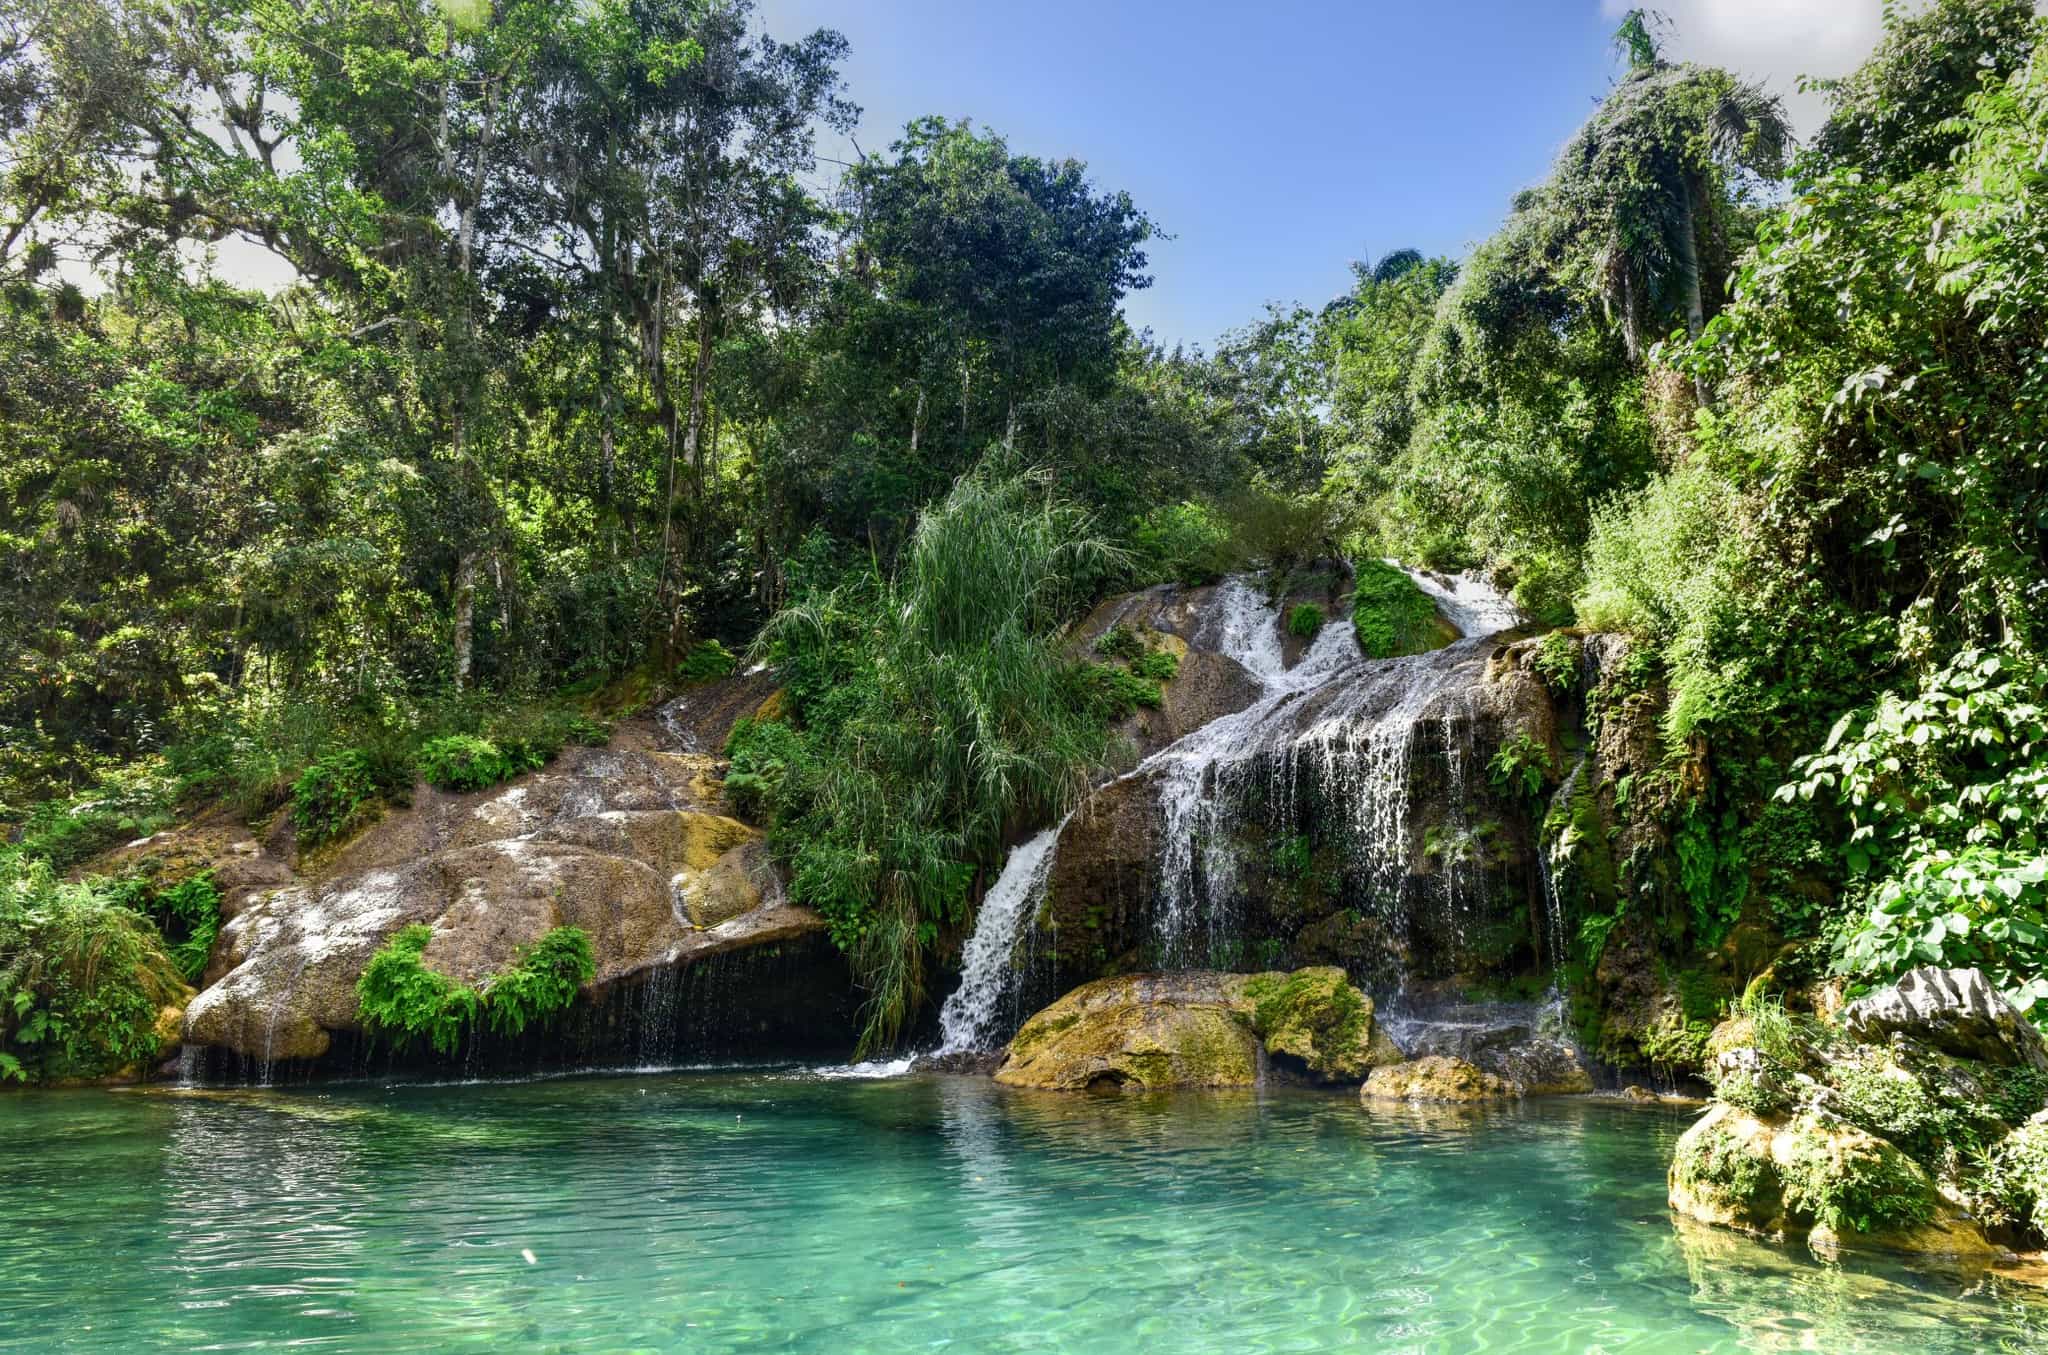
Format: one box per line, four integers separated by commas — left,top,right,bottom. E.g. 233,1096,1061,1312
993,968,1398,1091
1843,967,2048,1071
182,684,827,1065
1361,1056,1517,1103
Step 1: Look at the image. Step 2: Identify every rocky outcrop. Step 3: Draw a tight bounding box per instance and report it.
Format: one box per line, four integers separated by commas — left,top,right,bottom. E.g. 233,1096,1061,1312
1361,1055,1517,1103
1669,968,2048,1258
1669,1103,1994,1258
993,967,1400,1091
180,681,835,1066
1843,967,2048,1070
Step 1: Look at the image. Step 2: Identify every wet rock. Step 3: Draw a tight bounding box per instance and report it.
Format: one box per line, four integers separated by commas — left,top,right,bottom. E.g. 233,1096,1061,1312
1362,1056,1518,1103
1669,1104,1995,1258
1843,967,2048,1071
993,967,1397,1091
1243,966,1403,1081
1384,1004,1593,1094
994,972,1263,1091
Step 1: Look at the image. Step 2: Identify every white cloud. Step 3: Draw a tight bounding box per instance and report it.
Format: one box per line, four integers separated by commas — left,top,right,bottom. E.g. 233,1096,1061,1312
1600,0,1890,133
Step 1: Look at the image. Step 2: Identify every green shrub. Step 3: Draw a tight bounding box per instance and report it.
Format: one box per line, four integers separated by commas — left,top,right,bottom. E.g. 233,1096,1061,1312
1976,1122,2048,1234
481,927,596,1038
676,639,738,685
1351,560,1441,658
1286,603,1325,638
724,717,816,821
1531,631,1580,693
747,464,1121,1053
1779,1112,1936,1234
1488,732,1554,800
105,872,222,984
292,750,381,847
14,779,173,873
1131,500,1234,584
1094,624,1145,662
354,925,481,1055
1083,662,1164,719
1129,648,1180,682
0,857,186,1082
417,734,543,793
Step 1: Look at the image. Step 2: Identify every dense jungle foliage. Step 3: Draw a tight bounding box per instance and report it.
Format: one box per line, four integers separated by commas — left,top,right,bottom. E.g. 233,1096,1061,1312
1,0,2044,1067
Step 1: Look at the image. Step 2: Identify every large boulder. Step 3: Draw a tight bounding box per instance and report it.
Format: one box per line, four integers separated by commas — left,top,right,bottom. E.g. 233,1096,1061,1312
1668,1103,1995,1259
182,692,831,1066
1842,967,2048,1071
993,968,1399,1091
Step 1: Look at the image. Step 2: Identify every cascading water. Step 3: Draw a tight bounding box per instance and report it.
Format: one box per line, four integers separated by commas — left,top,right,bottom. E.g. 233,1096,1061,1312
933,563,1532,1055
935,827,1062,1056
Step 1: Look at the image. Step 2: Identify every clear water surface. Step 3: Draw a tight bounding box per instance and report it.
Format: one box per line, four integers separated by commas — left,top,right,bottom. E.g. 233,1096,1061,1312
4,1069,2045,1353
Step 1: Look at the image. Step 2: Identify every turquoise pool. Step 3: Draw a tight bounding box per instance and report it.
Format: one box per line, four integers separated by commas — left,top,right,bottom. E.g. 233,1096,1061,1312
3,1069,2043,1352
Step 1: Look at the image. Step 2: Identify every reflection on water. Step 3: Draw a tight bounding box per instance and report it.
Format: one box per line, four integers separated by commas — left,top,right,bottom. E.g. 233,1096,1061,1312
3,1074,2045,1353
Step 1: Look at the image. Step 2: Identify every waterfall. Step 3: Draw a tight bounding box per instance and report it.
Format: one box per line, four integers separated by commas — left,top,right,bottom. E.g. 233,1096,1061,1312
936,827,1062,1055
931,563,1524,1053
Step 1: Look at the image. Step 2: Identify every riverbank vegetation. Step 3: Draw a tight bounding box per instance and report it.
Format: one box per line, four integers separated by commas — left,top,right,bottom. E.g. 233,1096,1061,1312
1,0,2044,1068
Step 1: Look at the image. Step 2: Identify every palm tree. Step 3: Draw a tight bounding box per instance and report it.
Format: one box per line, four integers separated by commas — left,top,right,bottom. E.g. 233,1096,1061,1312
1576,11,1792,401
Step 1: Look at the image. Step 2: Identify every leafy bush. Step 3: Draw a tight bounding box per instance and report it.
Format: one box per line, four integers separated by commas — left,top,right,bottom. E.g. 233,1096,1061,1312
676,639,738,685
481,927,596,1038
1351,560,1441,658
1488,732,1554,800
353,924,592,1054
12,777,174,873
354,925,482,1055
0,856,186,1082
1130,648,1180,682
1131,500,1234,584
1083,663,1164,719
744,464,1120,1052
291,750,381,847
1094,624,1144,661
417,734,542,793
1286,603,1325,638
723,717,816,821
105,871,221,984
1531,631,1580,693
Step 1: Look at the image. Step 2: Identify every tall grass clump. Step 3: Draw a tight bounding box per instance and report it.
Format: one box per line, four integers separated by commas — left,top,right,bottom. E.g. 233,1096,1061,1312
736,463,1124,1052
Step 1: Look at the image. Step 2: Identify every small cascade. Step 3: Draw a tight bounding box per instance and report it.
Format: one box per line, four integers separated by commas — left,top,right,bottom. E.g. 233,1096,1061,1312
937,827,1063,1055
927,562,1535,1055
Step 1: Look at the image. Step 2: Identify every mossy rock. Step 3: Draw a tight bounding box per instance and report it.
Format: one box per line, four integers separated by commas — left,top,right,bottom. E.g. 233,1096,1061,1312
1242,966,1400,1082
1668,1104,1993,1259
994,967,1399,1091
994,973,1262,1091
1361,1056,1517,1103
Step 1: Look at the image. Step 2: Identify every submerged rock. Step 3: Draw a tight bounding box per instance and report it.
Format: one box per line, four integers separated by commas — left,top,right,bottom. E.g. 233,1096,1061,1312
1842,967,2048,1071
1361,1055,1517,1103
992,967,1399,1091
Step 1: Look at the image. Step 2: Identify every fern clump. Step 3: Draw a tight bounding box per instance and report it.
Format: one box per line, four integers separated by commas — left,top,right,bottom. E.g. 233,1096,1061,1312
355,924,594,1054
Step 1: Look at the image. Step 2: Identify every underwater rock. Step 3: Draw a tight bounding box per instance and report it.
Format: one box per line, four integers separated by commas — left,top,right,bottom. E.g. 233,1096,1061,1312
1843,967,2048,1071
1361,1055,1517,1103
993,968,1398,1091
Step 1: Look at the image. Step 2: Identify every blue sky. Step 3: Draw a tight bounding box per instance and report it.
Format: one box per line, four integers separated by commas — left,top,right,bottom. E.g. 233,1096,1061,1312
762,0,1892,349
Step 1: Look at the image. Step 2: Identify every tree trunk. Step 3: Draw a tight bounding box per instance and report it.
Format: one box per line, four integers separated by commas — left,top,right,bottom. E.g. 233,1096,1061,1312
452,551,480,692
1675,186,1711,408
684,303,716,500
